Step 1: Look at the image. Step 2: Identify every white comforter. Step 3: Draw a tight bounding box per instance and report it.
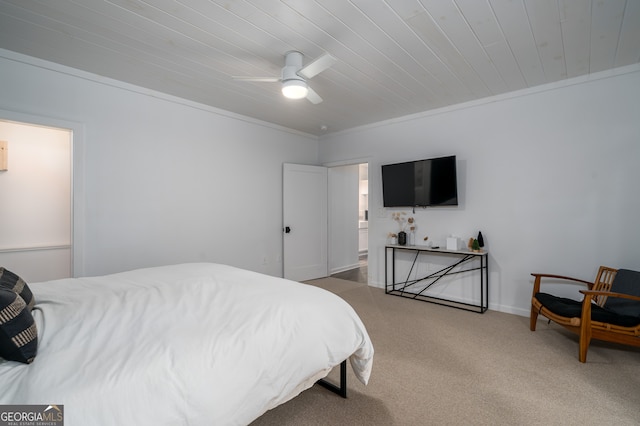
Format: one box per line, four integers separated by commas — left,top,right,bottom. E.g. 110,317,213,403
0,263,374,425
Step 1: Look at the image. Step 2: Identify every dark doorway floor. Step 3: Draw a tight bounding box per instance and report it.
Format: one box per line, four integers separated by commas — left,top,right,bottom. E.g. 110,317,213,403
330,254,367,284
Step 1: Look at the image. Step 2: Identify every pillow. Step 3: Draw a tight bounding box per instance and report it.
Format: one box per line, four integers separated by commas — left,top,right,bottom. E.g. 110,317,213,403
0,287,38,363
0,267,35,310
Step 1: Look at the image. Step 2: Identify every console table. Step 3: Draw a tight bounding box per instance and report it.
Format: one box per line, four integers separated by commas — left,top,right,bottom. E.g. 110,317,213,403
385,245,489,313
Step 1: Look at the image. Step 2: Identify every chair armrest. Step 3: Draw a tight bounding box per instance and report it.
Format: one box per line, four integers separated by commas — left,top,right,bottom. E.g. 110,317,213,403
531,273,593,285
531,273,593,294
579,290,640,303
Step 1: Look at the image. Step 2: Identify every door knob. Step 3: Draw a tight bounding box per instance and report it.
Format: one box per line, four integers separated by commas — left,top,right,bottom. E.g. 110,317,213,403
284,226,291,233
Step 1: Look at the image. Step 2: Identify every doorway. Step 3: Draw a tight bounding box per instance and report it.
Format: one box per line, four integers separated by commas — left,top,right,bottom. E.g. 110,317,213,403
357,163,368,279
328,162,368,284
0,119,73,282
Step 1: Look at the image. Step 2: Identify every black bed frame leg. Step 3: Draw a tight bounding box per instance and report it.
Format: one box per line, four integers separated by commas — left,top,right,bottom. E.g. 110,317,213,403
317,360,347,398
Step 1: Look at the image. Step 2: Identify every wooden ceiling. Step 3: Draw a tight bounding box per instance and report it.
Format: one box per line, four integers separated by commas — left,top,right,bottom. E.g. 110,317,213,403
1,0,638,135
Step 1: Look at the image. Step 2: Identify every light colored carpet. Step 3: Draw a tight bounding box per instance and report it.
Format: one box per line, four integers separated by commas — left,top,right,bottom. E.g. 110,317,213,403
251,277,640,425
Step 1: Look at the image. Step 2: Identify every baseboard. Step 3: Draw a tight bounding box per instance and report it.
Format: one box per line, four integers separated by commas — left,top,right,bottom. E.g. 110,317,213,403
330,263,361,275
368,280,529,317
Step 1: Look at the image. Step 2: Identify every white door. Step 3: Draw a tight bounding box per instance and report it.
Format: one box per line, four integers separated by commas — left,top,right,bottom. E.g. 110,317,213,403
283,163,328,281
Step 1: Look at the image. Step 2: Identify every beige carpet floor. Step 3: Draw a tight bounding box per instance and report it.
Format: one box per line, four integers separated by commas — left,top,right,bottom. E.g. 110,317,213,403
251,277,640,425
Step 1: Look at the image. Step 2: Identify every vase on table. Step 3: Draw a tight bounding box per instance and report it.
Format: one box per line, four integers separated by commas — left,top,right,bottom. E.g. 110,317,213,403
398,231,407,246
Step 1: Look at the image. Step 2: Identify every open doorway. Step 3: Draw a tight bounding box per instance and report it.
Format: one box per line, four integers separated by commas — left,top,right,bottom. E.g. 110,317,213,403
328,162,368,284
357,163,368,276
0,119,73,282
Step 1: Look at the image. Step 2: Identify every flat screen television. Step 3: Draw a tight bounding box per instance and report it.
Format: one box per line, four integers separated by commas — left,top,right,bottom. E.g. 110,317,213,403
382,155,458,207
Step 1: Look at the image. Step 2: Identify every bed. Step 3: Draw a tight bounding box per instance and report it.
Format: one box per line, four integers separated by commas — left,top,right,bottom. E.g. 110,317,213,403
0,263,374,425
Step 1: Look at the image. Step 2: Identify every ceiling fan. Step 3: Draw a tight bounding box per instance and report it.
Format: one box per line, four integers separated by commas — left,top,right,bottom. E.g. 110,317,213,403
233,51,336,104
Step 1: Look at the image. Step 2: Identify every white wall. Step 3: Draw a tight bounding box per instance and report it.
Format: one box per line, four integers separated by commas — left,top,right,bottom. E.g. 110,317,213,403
319,66,640,316
0,49,319,278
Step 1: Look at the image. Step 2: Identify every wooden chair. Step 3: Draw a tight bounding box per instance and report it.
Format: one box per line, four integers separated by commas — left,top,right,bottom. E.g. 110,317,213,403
530,266,640,362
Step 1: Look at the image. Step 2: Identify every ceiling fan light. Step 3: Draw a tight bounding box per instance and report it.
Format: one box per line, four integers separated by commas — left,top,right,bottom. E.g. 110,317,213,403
282,80,308,99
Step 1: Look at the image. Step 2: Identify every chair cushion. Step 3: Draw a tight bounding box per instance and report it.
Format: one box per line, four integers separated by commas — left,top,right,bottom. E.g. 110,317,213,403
536,293,583,317
605,269,640,317
535,292,640,328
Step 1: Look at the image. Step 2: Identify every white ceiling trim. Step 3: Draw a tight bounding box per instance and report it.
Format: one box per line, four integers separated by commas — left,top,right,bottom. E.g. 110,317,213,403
320,62,640,140
0,48,318,139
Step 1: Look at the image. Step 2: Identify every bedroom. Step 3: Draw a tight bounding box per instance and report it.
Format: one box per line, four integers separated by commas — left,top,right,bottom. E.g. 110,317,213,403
1,48,638,317
1,0,639,424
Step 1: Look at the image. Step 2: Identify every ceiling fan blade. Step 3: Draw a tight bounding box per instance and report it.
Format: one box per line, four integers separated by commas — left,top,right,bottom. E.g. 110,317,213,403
298,53,336,79
232,76,280,82
306,86,323,104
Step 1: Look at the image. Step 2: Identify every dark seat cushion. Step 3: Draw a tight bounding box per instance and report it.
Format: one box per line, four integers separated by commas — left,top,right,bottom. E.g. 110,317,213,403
536,292,640,328
536,293,583,317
